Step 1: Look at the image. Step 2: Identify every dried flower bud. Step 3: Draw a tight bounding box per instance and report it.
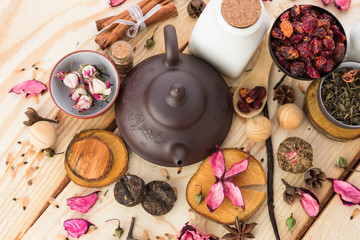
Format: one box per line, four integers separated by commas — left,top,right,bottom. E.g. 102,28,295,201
79,64,97,82
62,72,81,89
304,168,326,189
88,78,111,101
281,179,302,205
195,185,204,205
187,0,206,18
105,219,124,239
23,107,58,126
286,213,296,231
43,148,63,158
74,95,93,111
63,218,94,238
70,84,87,102
328,178,360,206
144,27,158,49
273,85,295,105
336,156,348,169
66,191,100,213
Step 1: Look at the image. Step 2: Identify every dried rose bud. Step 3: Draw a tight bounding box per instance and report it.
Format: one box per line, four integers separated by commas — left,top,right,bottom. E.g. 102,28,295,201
79,64,97,82
56,71,67,80
9,80,47,98
63,72,81,89
70,84,87,102
195,185,204,205
178,222,213,240
334,0,351,10
342,69,358,83
328,178,360,206
67,191,100,213
74,95,93,112
88,78,112,101
63,218,94,238
286,213,296,231
300,188,320,218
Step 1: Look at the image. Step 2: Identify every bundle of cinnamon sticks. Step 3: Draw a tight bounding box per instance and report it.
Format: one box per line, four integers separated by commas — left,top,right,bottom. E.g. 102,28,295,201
95,0,178,50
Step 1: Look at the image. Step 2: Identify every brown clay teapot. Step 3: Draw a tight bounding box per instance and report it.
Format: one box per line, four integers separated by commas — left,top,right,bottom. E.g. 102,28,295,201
115,25,232,167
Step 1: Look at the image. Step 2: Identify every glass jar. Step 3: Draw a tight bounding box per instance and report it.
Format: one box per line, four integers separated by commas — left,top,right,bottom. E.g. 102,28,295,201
109,40,133,76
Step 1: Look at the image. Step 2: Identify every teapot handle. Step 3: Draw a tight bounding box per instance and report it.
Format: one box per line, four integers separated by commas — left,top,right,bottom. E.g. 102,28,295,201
164,25,179,66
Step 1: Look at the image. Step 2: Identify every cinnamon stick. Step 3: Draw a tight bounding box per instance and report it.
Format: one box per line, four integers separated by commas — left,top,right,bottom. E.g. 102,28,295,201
95,0,177,50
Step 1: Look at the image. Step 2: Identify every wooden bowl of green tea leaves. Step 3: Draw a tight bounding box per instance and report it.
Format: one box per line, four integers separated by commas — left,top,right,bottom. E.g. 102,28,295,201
318,62,360,129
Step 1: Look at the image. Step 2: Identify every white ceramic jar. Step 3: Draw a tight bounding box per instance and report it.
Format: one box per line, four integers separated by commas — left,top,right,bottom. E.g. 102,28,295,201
189,0,270,79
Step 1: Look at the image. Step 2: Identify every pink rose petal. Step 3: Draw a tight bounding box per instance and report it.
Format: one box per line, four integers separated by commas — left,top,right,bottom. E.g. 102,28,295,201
322,0,331,5
178,222,212,240
223,181,245,211
328,178,360,206
206,181,225,213
66,191,100,213
209,146,225,179
334,0,351,10
224,156,250,180
110,0,126,7
300,188,320,218
9,80,47,98
63,218,94,238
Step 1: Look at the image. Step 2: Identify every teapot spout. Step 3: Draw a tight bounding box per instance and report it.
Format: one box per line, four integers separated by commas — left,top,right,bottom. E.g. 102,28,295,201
170,143,187,166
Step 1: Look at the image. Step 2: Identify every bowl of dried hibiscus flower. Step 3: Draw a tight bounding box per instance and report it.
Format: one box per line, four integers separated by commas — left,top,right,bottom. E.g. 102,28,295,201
269,4,347,86
49,50,120,119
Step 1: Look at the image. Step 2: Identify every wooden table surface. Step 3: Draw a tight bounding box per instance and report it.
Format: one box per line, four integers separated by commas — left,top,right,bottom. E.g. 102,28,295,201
1,0,360,239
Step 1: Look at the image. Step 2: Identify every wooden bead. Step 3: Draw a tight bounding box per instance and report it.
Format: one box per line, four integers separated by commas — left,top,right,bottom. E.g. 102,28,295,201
277,103,304,130
245,115,272,142
29,121,57,149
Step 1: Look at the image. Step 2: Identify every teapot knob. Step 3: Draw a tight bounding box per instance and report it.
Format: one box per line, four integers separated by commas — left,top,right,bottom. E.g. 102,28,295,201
170,143,187,166
166,83,188,107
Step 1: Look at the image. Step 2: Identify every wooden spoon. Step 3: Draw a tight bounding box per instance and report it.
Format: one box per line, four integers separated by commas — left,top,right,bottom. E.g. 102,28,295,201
233,36,273,118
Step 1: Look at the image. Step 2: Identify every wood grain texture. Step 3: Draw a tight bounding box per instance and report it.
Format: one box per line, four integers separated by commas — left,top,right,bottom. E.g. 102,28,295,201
2,0,360,239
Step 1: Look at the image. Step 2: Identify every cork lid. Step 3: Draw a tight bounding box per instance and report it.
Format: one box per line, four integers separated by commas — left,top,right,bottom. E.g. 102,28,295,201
221,0,261,28
111,41,131,60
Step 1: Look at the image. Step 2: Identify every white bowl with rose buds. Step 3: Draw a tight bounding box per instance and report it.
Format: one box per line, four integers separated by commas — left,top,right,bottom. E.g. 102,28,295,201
50,50,120,119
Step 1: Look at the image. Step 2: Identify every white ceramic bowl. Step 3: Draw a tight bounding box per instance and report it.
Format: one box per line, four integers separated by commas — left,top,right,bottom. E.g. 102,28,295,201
49,50,120,119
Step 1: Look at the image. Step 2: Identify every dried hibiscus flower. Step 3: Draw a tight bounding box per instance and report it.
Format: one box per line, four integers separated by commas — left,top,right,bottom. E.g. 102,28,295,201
300,188,320,218
177,222,214,240
66,191,100,213
328,178,360,206
206,147,250,213
9,80,47,98
63,218,94,238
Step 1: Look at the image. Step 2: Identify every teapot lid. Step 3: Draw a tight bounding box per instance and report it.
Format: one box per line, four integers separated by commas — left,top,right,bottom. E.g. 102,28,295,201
115,25,232,167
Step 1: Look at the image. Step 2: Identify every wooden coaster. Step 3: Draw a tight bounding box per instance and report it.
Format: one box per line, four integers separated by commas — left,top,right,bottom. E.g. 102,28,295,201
304,80,360,141
65,130,128,187
221,0,261,28
186,148,266,224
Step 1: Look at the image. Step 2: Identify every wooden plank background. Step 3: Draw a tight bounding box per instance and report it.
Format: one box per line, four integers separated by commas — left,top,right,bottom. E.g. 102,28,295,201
0,0,359,239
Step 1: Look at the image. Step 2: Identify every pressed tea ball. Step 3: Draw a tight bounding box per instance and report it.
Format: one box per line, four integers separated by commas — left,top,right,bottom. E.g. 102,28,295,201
29,121,57,149
277,103,303,130
245,115,272,142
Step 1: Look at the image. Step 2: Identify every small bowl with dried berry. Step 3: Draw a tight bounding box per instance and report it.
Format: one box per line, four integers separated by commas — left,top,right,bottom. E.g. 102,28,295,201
318,61,360,129
49,50,120,119
269,4,347,87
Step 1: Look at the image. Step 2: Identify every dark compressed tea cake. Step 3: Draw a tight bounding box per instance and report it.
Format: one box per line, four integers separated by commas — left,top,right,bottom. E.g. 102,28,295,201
114,174,146,207
141,181,176,216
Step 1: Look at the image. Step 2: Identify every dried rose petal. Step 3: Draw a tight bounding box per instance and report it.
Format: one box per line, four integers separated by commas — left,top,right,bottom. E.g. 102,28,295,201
322,0,331,5
178,222,212,240
328,178,360,206
110,0,126,7
209,146,225,179
300,188,320,218
223,181,245,211
206,181,225,213
224,157,250,180
63,218,94,238
334,0,351,10
9,80,47,98
66,191,100,213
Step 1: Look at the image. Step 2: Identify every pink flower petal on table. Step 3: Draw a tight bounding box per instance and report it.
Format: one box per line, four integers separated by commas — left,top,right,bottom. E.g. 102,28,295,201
334,0,351,10
223,181,245,211
224,156,250,180
209,146,225,179
300,188,320,218
206,181,225,213
328,178,360,206
178,222,212,240
110,0,126,7
66,191,100,213
63,218,94,238
9,80,47,98
322,0,331,5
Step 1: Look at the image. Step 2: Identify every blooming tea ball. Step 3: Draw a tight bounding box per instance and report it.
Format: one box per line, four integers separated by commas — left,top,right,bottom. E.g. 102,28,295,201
245,115,272,142
29,121,57,149
277,103,303,130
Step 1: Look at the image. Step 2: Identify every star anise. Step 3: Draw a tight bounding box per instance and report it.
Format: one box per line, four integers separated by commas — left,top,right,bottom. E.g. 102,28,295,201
187,0,206,18
273,85,295,105
222,216,257,240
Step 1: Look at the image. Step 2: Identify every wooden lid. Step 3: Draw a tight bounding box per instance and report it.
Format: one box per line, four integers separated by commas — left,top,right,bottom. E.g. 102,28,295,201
65,136,112,182
221,0,261,28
